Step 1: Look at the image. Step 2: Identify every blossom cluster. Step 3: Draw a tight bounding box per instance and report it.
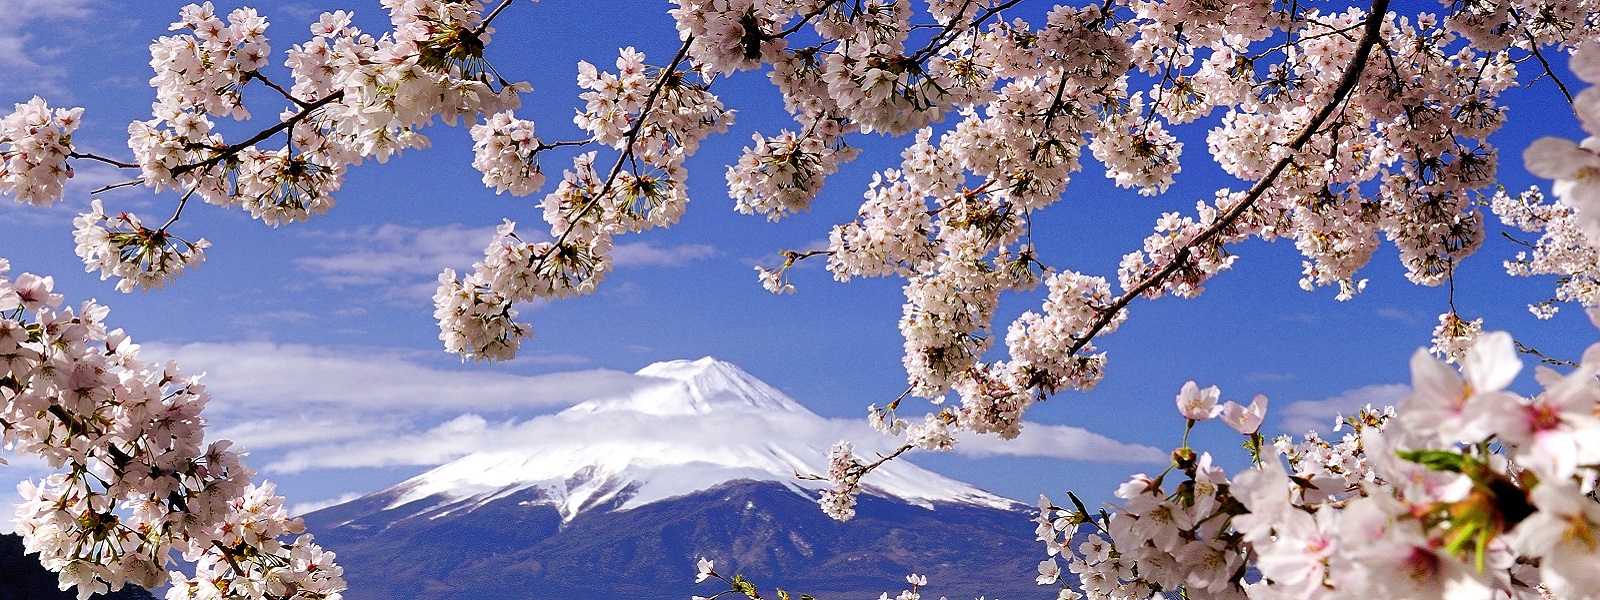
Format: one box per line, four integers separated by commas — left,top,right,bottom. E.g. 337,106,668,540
0,97,81,207
437,45,732,360
1493,187,1600,319
712,0,1594,461
1524,41,1600,242
469,111,546,196
73,199,211,293
6,1,532,292
0,258,344,600
1036,331,1600,600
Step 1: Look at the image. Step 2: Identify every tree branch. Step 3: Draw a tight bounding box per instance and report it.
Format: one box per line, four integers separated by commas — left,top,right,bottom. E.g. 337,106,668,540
473,0,517,36
169,90,346,179
830,0,1394,493
540,36,697,255
1061,0,1392,361
68,152,137,169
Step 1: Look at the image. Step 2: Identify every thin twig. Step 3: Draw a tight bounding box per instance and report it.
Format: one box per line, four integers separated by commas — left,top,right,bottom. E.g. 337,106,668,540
170,90,346,178
90,180,143,195
1514,339,1581,368
68,152,137,169
836,0,1395,490
1061,0,1392,361
542,36,697,255
158,184,201,232
245,70,309,108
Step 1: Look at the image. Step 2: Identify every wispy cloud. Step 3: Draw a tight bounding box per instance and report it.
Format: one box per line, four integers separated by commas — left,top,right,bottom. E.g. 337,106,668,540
265,408,1166,474
1377,307,1417,326
612,242,716,266
294,223,495,290
289,492,365,517
294,224,718,302
957,423,1168,463
1275,383,1409,435
0,0,95,98
145,341,650,417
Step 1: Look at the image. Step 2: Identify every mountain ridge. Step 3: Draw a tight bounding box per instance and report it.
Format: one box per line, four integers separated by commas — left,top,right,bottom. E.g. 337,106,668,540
349,357,1020,525
303,357,1047,599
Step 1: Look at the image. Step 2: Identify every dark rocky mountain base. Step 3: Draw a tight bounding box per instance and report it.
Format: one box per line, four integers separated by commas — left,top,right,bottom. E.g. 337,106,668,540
305,480,1050,600
0,534,157,600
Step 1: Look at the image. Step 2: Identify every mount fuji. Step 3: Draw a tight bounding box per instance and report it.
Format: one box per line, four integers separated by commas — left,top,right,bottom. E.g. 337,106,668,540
302,358,1050,599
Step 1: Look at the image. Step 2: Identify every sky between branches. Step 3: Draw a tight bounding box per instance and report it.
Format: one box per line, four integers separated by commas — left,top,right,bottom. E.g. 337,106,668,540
0,0,1593,525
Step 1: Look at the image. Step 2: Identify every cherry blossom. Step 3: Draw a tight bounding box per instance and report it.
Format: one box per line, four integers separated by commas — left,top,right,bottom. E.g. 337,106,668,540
5,1,1600,598
0,261,344,600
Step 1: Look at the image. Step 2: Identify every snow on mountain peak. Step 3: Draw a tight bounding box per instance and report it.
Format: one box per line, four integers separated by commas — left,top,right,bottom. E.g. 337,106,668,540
375,358,1021,522
565,356,808,416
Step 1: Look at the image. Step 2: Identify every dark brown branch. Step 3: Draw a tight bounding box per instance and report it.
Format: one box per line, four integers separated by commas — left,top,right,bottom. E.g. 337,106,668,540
1514,339,1581,368
91,91,344,195
244,70,309,108
910,0,1026,63
1061,0,1392,361
543,36,697,253
535,139,592,152
169,90,346,179
473,0,517,35
68,152,137,169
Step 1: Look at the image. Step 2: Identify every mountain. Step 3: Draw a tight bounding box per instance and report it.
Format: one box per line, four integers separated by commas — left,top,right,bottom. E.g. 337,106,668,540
303,358,1050,599
0,534,158,600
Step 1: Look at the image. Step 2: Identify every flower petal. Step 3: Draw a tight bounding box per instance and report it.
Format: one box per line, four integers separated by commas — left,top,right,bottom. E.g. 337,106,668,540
1464,331,1520,393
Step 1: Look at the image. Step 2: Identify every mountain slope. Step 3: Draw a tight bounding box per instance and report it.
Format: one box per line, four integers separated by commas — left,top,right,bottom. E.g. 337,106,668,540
302,357,1050,599
365,357,1017,524
305,480,1046,600
0,534,158,600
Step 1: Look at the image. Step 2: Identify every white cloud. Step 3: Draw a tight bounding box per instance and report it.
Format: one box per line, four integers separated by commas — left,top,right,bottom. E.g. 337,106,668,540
956,423,1169,463
0,0,94,98
1275,383,1409,435
263,403,1166,474
289,492,365,517
293,223,496,290
611,241,716,267
1377,307,1417,326
145,341,653,416
210,416,403,451
294,224,717,302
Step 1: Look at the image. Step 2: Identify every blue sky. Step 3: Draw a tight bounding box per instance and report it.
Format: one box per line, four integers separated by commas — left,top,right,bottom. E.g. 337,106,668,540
1,0,1595,523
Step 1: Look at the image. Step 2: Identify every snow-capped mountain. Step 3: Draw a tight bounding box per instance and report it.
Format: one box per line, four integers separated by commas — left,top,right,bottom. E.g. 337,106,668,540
359,357,1018,524
303,358,1046,600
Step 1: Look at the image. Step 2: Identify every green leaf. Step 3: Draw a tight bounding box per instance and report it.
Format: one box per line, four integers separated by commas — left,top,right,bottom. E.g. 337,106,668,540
1397,449,1468,472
